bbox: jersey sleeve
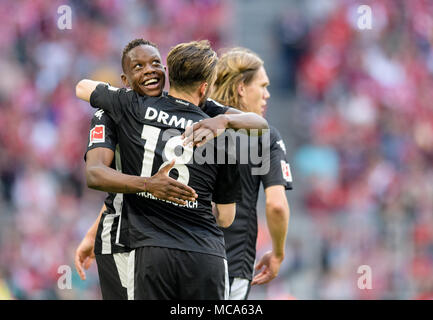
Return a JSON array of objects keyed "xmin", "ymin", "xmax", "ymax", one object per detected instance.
[
  {"xmin": 84, "ymin": 109, "xmax": 118, "ymax": 161},
  {"xmin": 89, "ymin": 83, "xmax": 132, "ymax": 123},
  {"xmin": 261, "ymin": 127, "xmax": 293, "ymax": 190},
  {"xmin": 212, "ymin": 163, "xmax": 243, "ymax": 204},
  {"xmin": 202, "ymin": 98, "xmax": 230, "ymax": 117}
]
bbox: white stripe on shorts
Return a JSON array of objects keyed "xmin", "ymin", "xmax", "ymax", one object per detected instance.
[
  {"xmin": 126, "ymin": 249, "xmax": 136, "ymax": 300},
  {"xmin": 113, "ymin": 252, "xmax": 130, "ymax": 288},
  {"xmin": 113, "ymin": 194, "xmax": 124, "ymax": 246},
  {"xmin": 101, "ymin": 214, "xmax": 115, "ymax": 254},
  {"xmin": 229, "ymin": 277, "xmax": 250, "ymax": 300},
  {"xmin": 113, "ymin": 146, "xmax": 125, "ymax": 247},
  {"xmin": 224, "ymin": 259, "xmax": 229, "ymax": 300}
]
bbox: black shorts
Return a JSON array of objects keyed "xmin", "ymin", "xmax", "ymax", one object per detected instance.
[
  {"xmin": 128, "ymin": 246, "xmax": 229, "ymax": 300},
  {"xmin": 95, "ymin": 253, "xmax": 130, "ymax": 300}
]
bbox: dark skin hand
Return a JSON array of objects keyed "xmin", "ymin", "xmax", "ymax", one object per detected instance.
[
  {"xmin": 85, "ymin": 147, "xmax": 197, "ymax": 205},
  {"xmin": 145, "ymin": 159, "xmax": 198, "ymax": 203}
]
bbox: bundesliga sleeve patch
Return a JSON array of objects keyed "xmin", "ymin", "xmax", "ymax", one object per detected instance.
[
  {"xmin": 281, "ymin": 160, "xmax": 293, "ymax": 183},
  {"xmin": 88, "ymin": 125, "xmax": 105, "ymax": 147}
]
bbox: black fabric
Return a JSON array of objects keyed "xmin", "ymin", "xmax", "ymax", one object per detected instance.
[
  {"xmin": 223, "ymin": 126, "xmax": 293, "ymax": 280},
  {"xmin": 95, "ymin": 254, "xmax": 128, "ymax": 300},
  {"xmin": 133, "ymin": 246, "xmax": 227, "ymax": 300},
  {"xmin": 86, "ymin": 96, "xmax": 232, "ymax": 255},
  {"xmin": 201, "ymin": 98, "xmax": 230, "ymax": 117},
  {"xmin": 84, "ymin": 109, "xmax": 129, "ymax": 255},
  {"xmin": 90, "ymin": 84, "xmax": 242, "ymax": 259}
]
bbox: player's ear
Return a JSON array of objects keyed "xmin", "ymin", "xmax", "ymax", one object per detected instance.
[
  {"xmin": 237, "ymin": 81, "xmax": 245, "ymax": 98},
  {"xmin": 121, "ymin": 74, "xmax": 130, "ymax": 88},
  {"xmin": 199, "ymin": 82, "xmax": 208, "ymax": 98}
]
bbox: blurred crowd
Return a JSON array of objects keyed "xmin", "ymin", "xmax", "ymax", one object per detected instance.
[
  {"xmin": 0, "ymin": 0, "xmax": 230, "ymax": 299},
  {"xmin": 1, "ymin": 0, "xmax": 433, "ymax": 300},
  {"xmin": 257, "ymin": 0, "xmax": 433, "ymax": 299}
]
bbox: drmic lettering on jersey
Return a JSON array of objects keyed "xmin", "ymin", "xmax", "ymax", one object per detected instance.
[{"xmin": 144, "ymin": 106, "xmax": 194, "ymax": 129}]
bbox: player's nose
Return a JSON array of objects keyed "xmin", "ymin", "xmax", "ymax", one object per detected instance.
[{"xmin": 142, "ymin": 63, "xmax": 157, "ymax": 75}]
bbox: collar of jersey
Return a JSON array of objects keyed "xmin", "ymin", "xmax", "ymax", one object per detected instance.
[{"xmin": 166, "ymin": 94, "xmax": 196, "ymax": 109}]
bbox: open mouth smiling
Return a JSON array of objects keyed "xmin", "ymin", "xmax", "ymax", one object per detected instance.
[{"xmin": 141, "ymin": 77, "xmax": 161, "ymax": 89}]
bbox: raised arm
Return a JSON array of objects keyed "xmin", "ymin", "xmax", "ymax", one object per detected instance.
[
  {"xmin": 76, "ymin": 79, "xmax": 108, "ymax": 102},
  {"xmin": 182, "ymin": 107, "xmax": 268, "ymax": 147},
  {"xmin": 224, "ymin": 107, "xmax": 268, "ymax": 131}
]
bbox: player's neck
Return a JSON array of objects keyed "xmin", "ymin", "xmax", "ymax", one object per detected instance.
[{"xmin": 168, "ymin": 88, "xmax": 200, "ymax": 107}]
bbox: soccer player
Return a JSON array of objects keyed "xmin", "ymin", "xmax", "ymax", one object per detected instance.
[
  {"xmin": 74, "ymin": 40, "xmax": 197, "ymax": 300},
  {"xmin": 74, "ymin": 39, "xmax": 268, "ymax": 299},
  {"xmin": 211, "ymin": 48, "xmax": 293, "ymax": 299},
  {"xmin": 76, "ymin": 40, "xmax": 243, "ymax": 299}
]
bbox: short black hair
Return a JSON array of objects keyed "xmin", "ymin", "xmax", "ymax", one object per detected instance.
[{"xmin": 121, "ymin": 39, "xmax": 158, "ymax": 72}]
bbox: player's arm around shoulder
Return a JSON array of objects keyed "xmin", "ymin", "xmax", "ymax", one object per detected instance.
[
  {"xmin": 213, "ymin": 202, "xmax": 236, "ymax": 228},
  {"xmin": 182, "ymin": 101, "xmax": 268, "ymax": 147},
  {"xmin": 76, "ymin": 80, "xmax": 128, "ymax": 123},
  {"xmin": 224, "ymin": 107, "xmax": 269, "ymax": 132},
  {"xmin": 76, "ymin": 79, "xmax": 108, "ymax": 102}
]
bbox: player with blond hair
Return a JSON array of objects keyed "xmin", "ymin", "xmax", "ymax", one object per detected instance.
[{"xmin": 211, "ymin": 47, "xmax": 293, "ymax": 299}]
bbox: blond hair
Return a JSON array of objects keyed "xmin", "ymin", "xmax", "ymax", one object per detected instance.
[
  {"xmin": 167, "ymin": 40, "xmax": 218, "ymax": 93},
  {"xmin": 212, "ymin": 47, "xmax": 263, "ymax": 110}
]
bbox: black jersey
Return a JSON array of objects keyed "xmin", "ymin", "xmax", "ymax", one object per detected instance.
[
  {"xmin": 164, "ymin": 91, "xmax": 230, "ymax": 118},
  {"xmin": 89, "ymin": 83, "xmax": 242, "ymax": 259},
  {"xmin": 85, "ymin": 109, "xmax": 130, "ymax": 255},
  {"xmin": 201, "ymin": 98, "xmax": 229, "ymax": 117},
  {"xmin": 85, "ymin": 98, "xmax": 232, "ymax": 256},
  {"xmin": 222, "ymin": 126, "xmax": 293, "ymax": 280}
]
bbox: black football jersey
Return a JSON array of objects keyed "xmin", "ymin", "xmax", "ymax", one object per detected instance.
[
  {"xmin": 84, "ymin": 97, "xmax": 232, "ymax": 256},
  {"xmin": 89, "ymin": 83, "xmax": 242, "ymax": 258},
  {"xmin": 222, "ymin": 126, "xmax": 293, "ymax": 280},
  {"xmin": 85, "ymin": 109, "xmax": 130, "ymax": 255},
  {"xmin": 200, "ymin": 98, "xmax": 229, "ymax": 117}
]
